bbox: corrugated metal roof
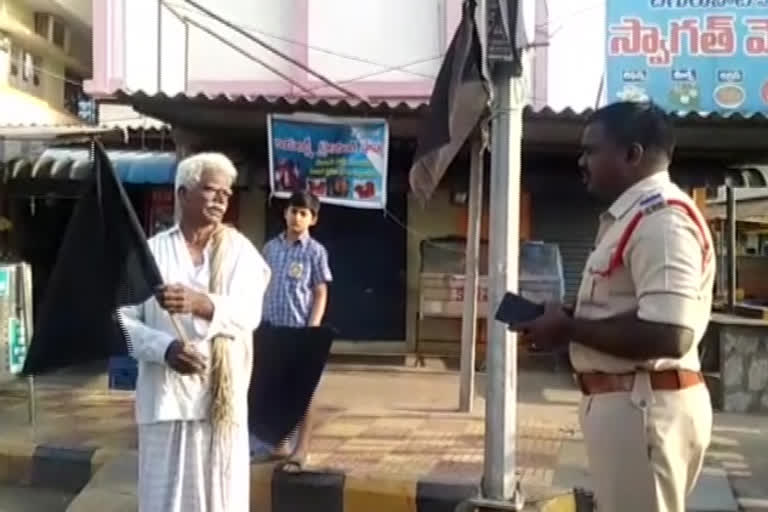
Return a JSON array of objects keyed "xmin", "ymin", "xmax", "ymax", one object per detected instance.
[
  {"xmin": 115, "ymin": 90, "xmax": 429, "ymax": 115},
  {"xmin": 99, "ymin": 119, "xmax": 170, "ymax": 132},
  {"xmin": 526, "ymin": 105, "xmax": 768, "ymax": 124},
  {"xmin": 0, "ymin": 122, "xmax": 168, "ymax": 141},
  {"xmin": 0, "ymin": 124, "xmax": 118, "ymax": 140},
  {"xmin": 113, "ymin": 89, "xmax": 768, "ymax": 124},
  {"xmin": 97, "ymin": 103, "xmax": 171, "ymax": 132}
]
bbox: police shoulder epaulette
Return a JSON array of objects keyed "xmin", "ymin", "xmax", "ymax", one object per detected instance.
[{"xmin": 638, "ymin": 192, "xmax": 667, "ymax": 215}]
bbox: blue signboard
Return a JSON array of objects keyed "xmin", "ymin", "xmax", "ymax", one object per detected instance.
[
  {"xmin": 606, "ymin": 0, "xmax": 768, "ymax": 115},
  {"xmin": 268, "ymin": 113, "xmax": 389, "ymax": 209}
]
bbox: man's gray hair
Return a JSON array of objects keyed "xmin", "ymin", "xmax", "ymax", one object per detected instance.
[
  {"xmin": 174, "ymin": 152, "xmax": 238, "ymax": 221},
  {"xmin": 175, "ymin": 152, "xmax": 238, "ymax": 194}
]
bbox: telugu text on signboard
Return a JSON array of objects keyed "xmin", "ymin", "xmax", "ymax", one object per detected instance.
[
  {"xmin": 268, "ymin": 113, "xmax": 389, "ymax": 209},
  {"xmin": 606, "ymin": 0, "xmax": 768, "ymax": 114}
]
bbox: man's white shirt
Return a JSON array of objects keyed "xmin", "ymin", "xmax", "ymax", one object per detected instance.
[{"xmin": 120, "ymin": 225, "xmax": 271, "ymax": 425}]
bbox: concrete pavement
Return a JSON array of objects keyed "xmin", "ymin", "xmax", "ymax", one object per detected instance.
[
  {"xmin": 0, "ymin": 365, "xmax": 765, "ymax": 511},
  {"xmin": 0, "ymin": 484, "xmax": 74, "ymax": 512}
]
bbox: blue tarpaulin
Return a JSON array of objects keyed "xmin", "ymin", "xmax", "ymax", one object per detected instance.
[{"xmin": 34, "ymin": 148, "xmax": 177, "ymax": 184}]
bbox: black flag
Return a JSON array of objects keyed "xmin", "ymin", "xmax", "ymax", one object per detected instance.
[
  {"xmin": 409, "ymin": 0, "xmax": 526, "ymax": 202},
  {"xmin": 22, "ymin": 141, "xmax": 162, "ymax": 375},
  {"xmin": 248, "ymin": 323, "xmax": 336, "ymax": 446}
]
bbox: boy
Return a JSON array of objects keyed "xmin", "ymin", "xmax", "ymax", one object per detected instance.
[{"xmin": 256, "ymin": 191, "xmax": 332, "ymax": 471}]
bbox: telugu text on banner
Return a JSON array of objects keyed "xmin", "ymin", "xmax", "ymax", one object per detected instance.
[{"xmin": 267, "ymin": 113, "xmax": 389, "ymax": 209}]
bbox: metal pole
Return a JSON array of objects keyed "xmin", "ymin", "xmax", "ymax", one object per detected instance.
[
  {"xmin": 157, "ymin": 0, "xmax": 163, "ymax": 92},
  {"xmin": 18, "ymin": 262, "xmax": 35, "ymax": 427},
  {"xmin": 719, "ymin": 221, "xmax": 727, "ymax": 301},
  {"xmin": 726, "ymin": 185, "xmax": 737, "ymax": 312},
  {"xmin": 484, "ymin": 61, "xmax": 524, "ymax": 504},
  {"xmin": 183, "ymin": 20, "xmax": 189, "ymax": 93},
  {"xmin": 27, "ymin": 375, "xmax": 36, "ymax": 426},
  {"xmin": 459, "ymin": 138, "xmax": 484, "ymax": 413}
]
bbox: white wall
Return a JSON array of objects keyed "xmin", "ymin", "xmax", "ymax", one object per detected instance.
[
  {"xmin": 306, "ymin": 0, "xmax": 445, "ymax": 83},
  {"xmin": 124, "ymin": 0, "xmax": 160, "ymax": 92},
  {"xmin": 543, "ymin": 0, "xmax": 605, "ymax": 112},
  {"xmin": 122, "ymin": 1, "xmax": 188, "ymax": 94},
  {"xmin": 160, "ymin": 2, "xmax": 185, "ymax": 94},
  {"xmin": 183, "ymin": 0, "xmax": 301, "ymax": 83},
  {"xmin": 120, "ymin": 0, "xmax": 449, "ymax": 93}
]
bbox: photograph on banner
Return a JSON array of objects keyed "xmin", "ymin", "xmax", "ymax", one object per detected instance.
[
  {"xmin": 606, "ymin": 1, "xmax": 768, "ymax": 115},
  {"xmin": 267, "ymin": 113, "xmax": 389, "ymax": 209}
]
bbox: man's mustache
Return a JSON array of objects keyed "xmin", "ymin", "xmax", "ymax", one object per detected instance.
[{"xmin": 205, "ymin": 205, "xmax": 226, "ymax": 215}]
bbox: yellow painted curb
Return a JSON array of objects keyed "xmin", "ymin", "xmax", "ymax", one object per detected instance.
[
  {"xmin": 538, "ymin": 494, "xmax": 577, "ymax": 512},
  {"xmin": 249, "ymin": 462, "xmax": 277, "ymax": 512},
  {"xmin": 344, "ymin": 474, "xmax": 418, "ymax": 512},
  {"xmin": 0, "ymin": 440, "xmax": 36, "ymax": 485}
]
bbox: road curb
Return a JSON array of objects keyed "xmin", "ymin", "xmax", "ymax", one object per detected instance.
[
  {"xmin": 0, "ymin": 440, "xmax": 115, "ymax": 493},
  {"xmin": 0, "ymin": 442, "xmax": 592, "ymax": 512}
]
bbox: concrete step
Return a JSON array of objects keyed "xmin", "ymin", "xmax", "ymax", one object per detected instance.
[
  {"xmin": 0, "ymin": 483, "xmax": 75, "ymax": 512},
  {"xmin": 66, "ymin": 454, "xmax": 136, "ymax": 512}
]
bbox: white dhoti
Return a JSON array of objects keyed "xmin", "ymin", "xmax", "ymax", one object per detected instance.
[{"xmin": 138, "ymin": 420, "xmax": 250, "ymax": 512}]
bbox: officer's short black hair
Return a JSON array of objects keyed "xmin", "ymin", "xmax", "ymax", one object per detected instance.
[
  {"xmin": 588, "ymin": 101, "xmax": 676, "ymax": 159},
  {"xmin": 288, "ymin": 191, "xmax": 320, "ymax": 216}
]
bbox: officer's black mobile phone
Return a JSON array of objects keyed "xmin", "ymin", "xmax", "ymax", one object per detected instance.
[{"xmin": 494, "ymin": 292, "xmax": 545, "ymax": 328}]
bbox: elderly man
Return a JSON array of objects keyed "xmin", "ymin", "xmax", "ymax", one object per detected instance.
[{"xmin": 120, "ymin": 152, "xmax": 270, "ymax": 512}]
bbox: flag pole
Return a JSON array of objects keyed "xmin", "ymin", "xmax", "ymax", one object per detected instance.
[
  {"xmin": 169, "ymin": 315, "xmax": 192, "ymax": 343},
  {"xmin": 483, "ymin": 48, "xmax": 525, "ymax": 510},
  {"xmin": 459, "ymin": 136, "xmax": 484, "ymax": 413}
]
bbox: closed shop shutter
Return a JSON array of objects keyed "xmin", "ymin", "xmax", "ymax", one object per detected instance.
[{"xmin": 531, "ymin": 195, "xmax": 602, "ymax": 304}]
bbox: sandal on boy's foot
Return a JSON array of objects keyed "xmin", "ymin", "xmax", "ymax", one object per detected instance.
[{"xmin": 278, "ymin": 455, "xmax": 306, "ymax": 474}]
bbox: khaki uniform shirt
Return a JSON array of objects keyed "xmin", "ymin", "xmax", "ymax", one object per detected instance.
[{"xmin": 570, "ymin": 171, "xmax": 716, "ymax": 373}]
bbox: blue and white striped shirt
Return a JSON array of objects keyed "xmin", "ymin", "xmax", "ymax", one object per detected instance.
[{"xmin": 262, "ymin": 232, "xmax": 332, "ymax": 327}]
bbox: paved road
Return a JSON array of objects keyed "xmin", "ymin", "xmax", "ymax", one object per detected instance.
[{"xmin": 0, "ymin": 484, "xmax": 74, "ymax": 512}]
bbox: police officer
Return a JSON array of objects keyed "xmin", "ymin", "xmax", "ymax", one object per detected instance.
[{"xmin": 515, "ymin": 101, "xmax": 714, "ymax": 512}]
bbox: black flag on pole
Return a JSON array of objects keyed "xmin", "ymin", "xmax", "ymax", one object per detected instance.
[
  {"xmin": 22, "ymin": 141, "xmax": 162, "ymax": 375},
  {"xmin": 409, "ymin": 0, "xmax": 526, "ymax": 203},
  {"xmin": 248, "ymin": 323, "xmax": 336, "ymax": 446}
]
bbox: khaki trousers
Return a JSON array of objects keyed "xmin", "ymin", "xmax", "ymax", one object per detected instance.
[{"xmin": 579, "ymin": 374, "xmax": 712, "ymax": 512}]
